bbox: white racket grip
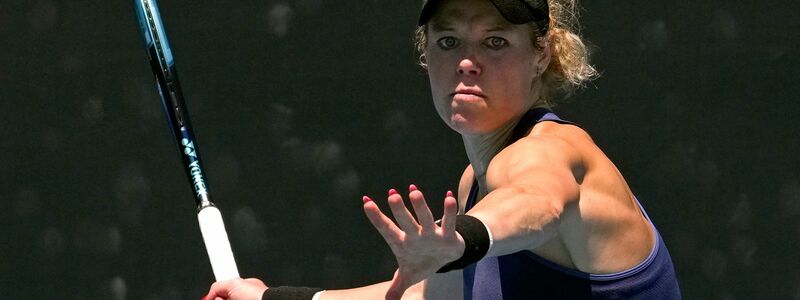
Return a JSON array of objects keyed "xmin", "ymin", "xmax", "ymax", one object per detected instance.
[{"xmin": 197, "ymin": 206, "xmax": 240, "ymax": 281}]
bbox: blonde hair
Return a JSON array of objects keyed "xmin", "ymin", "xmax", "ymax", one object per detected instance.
[{"xmin": 414, "ymin": 0, "xmax": 598, "ymax": 105}]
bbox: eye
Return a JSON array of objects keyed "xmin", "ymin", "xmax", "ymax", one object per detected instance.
[
  {"xmin": 485, "ymin": 37, "xmax": 508, "ymax": 49},
  {"xmin": 436, "ymin": 37, "xmax": 460, "ymax": 49}
]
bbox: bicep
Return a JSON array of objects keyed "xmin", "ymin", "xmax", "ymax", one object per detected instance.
[
  {"xmin": 507, "ymin": 134, "xmax": 580, "ymax": 189},
  {"xmin": 466, "ymin": 135, "xmax": 582, "ymax": 254},
  {"xmin": 494, "ymin": 134, "xmax": 582, "ymax": 207}
]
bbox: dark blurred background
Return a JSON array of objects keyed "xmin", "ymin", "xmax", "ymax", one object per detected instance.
[{"xmin": 1, "ymin": 0, "xmax": 798, "ymax": 299}]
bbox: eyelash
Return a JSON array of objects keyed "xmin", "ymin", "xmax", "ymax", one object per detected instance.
[{"xmin": 435, "ymin": 36, "xmax": 508, "ymax": 50}]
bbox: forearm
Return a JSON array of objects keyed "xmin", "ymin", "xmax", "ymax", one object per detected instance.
[
  {"xmin": 318, "ymin": 280, "xmax": 423, "ymax": 300},
  {"xmin": 317, "ymin": 281, "xmax": 390, "ymax": 300}
]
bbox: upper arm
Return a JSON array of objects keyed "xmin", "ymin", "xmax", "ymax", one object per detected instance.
[
  {"xmin": 466, "ymin": 125, "xmax": 587, "ymax": 254},
  {"xmin": 494, "ymin": 133, "xmax": 582, "ymax": 203}
]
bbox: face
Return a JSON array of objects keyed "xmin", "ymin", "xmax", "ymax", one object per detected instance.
[{"xmin": 425, "ymin": 0, "xmax": 548, "ymax": 135}]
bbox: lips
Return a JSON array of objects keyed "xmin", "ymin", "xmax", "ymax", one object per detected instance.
[
  {"xmin": 451, "ymin": 83, "xmax": 487, "ymax": 103},
  {"xmin": 452, "ymin": 88, "xmax": 485, "ymax": 98},
  {"xmin": 452, "ymin": 93, "xmax": 485, "ymax": 103}
]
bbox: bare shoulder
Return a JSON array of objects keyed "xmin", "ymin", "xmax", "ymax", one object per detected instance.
[
  {"xmin": 487, "ymin": 121, "xmax": 593, "ymax": 189},
  {"xmin": 525, "ymin": 120, "xmax": 597, "ymax": 157}
]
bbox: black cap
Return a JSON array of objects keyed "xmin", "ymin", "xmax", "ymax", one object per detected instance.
[{"xmin": 418, "ymin": 0, "xmax": 550, "ymax": 28}]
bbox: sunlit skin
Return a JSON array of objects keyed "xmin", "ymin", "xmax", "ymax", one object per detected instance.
[{"xmin": 204, "ymin": 0, "xmax": 655, "ymax": 299}]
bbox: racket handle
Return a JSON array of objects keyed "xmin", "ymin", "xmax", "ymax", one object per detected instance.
[{"xmin": 197, "ymin": 205, "xmax": 240, "ymax": 281}]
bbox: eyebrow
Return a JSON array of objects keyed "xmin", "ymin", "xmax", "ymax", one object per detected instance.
[
  {"xmin": 429, "ymin": 20, "xmax": 455, "ymax": 32},
  {"xmin": 429, "ymin": 20, "xmax": 512, "ymax": 33},
  {"xmin": 486, "ymin": 24, "xmax": 512, "ymax": 32},
  {"xmin": 428, "ymin": 10, "xmax": 513, "ymax": 33}
]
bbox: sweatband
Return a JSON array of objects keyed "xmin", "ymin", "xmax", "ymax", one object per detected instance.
[
  {"xmin": 262, "ymin": 286, "xmax": 324, "ymax": 300},
  {"xmin": 436, "ymin": 215, "xmax": 491, "ymax": 273}
]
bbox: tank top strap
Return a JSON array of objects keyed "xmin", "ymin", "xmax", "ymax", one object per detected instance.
[{"xmin": 465, "ymin": 178, "xmax": 480, "ymax": 211}]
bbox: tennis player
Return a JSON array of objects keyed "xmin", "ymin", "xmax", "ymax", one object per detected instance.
[{"xmin": 205, "ymin": 0, "xmax": 681, "ymax": 299}]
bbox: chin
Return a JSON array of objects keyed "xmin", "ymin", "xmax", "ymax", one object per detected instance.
[{"xmin": 448, "ymin": 113, "xmax": 489, "ymax": 135}]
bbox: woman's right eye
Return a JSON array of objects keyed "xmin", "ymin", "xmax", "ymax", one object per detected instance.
[{"xmin": 436, "ymin": 37, "xmax": 459, "ymax": 49}]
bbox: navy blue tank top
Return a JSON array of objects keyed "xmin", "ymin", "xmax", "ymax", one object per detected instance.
[{"xmin": 462, "ymin": 108, "xmax": 681, "ymax": 299}]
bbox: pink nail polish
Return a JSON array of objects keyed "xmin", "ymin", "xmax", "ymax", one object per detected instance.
[
  {"xmin": 447, "ymin": 190, "xmax": 454, "ymax": 198},
  {"xmin": 409, "ymin": 184, "xmax": 418, "ymax": 192},
  {"xmin": 388, "ymin": 188, "xmax": 398, "ymax": 196},
  {"xmin": 362, "ymin": 196, "xmax": 373, "ymax": 203}
]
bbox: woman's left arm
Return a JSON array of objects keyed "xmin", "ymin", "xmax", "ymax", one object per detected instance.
[
  {"xmin": 467, "ymin": 134, "xmax": 582, "ymax": 257},
  {"xmin": 362, "ymin": 133, "xmax": 583, "ymax": 299}
]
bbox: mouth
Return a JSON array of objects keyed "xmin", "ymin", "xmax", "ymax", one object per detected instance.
[
  {"xmin": 451, "ymin": 87, "xmax": 486, "ymax": 101},
  {"xmin": 451, "ymin": 93, "xmax": 484, "ymax": 103},
  {"xmin": 451, "ymin": 89, "xmax": 485, "ymax": 98}
]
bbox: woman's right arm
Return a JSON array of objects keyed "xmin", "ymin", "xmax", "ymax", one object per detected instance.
[
  {"xmin": 205, "ymin": 267, "xmax": 461, "ymax": 300},
  {"xmin": 319, "ymin": 270, "xmax": 461, "ymax": 300},
  {"xmin": 205, "ymin": 278, "xmax": 411, "ymax": 300},
  {"xmin": 318, "ymin": 281, "xmax": 402, "ymax": 300}
]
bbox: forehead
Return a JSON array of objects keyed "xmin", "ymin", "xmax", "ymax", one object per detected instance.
[{"xmin": 428, "ymin": 0, "xmax": 512, "ymax": 31}]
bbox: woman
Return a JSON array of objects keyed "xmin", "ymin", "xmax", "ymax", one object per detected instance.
[{"xmin": 206, "ymin": 0, "xmax": 681, "ymax": 299}]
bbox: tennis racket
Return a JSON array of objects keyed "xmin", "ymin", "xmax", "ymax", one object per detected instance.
[{"xmin": 133, "ymin": 0, "xmax": 240, "ymax": 281}]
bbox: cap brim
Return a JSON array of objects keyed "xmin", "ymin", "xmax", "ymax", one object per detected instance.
[{"xmin": 418, "ymin": 0, "xmax": 544, "ymax": 26}]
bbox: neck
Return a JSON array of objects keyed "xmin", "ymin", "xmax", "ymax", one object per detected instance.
[{"xmin": 462, "ymin": 117, "xmax": 520, "ymax": 185}]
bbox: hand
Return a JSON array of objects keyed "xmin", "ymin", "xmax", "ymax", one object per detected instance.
[
  {"xmin": 362, "ymin": 185, "xmax": 462, "ymax": 300},
  {"xmin": 204, "ymin": 278, "xmax": 267, "ymax": 300}
]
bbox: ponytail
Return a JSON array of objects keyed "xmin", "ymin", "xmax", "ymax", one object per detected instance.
[{"xmin": 540, "ymin": 0, "xmax": 598, "ymax": 104}]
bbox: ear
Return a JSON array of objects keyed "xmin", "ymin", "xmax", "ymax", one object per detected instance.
[{"xmin": 534, "ymin": 35, "xmax": 553, "ymax": 76}]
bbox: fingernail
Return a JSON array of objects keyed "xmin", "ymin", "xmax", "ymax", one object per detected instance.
[
  {"xmin": 447, "ymin": 190, "xmax": 454, "ymax": 198},
  {"xmin": 362, "ymin": 195, "xmax": 373, "ymax": 203},
  {"xmin": 409, "ymin": 184, "xmax": 418, "ymax": 192},
  {"xmin": 388, "ymin": 188, "xmax": 398, "ymax": 196}
]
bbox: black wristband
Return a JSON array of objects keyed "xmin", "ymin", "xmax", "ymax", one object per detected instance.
[
  {"xmin": 436, "ymin": 214, "xmax": 490, "ymax": 273},
  {"xmin": 262, "ymin": 286, "xmax": 323, "ymax": 300}
]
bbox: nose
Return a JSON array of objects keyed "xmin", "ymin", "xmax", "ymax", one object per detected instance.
[{"xmin": 457, "ymin": 58, "xmax": 481, "ymax": 76}]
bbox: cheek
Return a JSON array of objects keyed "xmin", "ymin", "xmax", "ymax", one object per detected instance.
[
  {"xmin": 493, "ymin": 62, "xmax": 532, "ymax": 90},
  {"xmin": 426, "ymin": 61, "xmax": 452, "ymax": 96},
  {"xmin": 490, "ymin": 61, "xmax": 538, "ymax": 109}
]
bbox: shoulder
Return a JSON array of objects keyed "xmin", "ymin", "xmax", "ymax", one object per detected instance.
[
  {"xmin": 488, "ymin": 121, "xmax": 594, "ymax": 186},
  {"xmin": 526, "ymin": 120, "xmax": 596, "ymax": 155}
]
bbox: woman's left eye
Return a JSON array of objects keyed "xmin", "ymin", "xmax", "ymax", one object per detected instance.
[{"xmin": 485, "ymin": 37, "xmax": 508, "ymax": 49}]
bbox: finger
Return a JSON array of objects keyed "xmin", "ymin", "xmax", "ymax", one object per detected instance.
[
  {"xmin": 387, "ymin": 188, "xmax": 420, "ymax": 232},
  {"xmin": 408, "ymin": 185, "xmax": 436, "ymax": 230},
  {"xmin": 363, "ymin": 196, "xmax": 404, "ymax": 245},
  {"xmin": 385, "ymin": 269, "xmax": 409, "ymax": 300},
  {"xmin": 386, "ymin": 284, "xmax": 404, "ymax": 300},
  {"xmin": 440, "ymin": 191, "xmax": 458, "ymax": 236},
  {"xmin": 206, "ymin": 280, "xmax": 231, "ymax": 300}
]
